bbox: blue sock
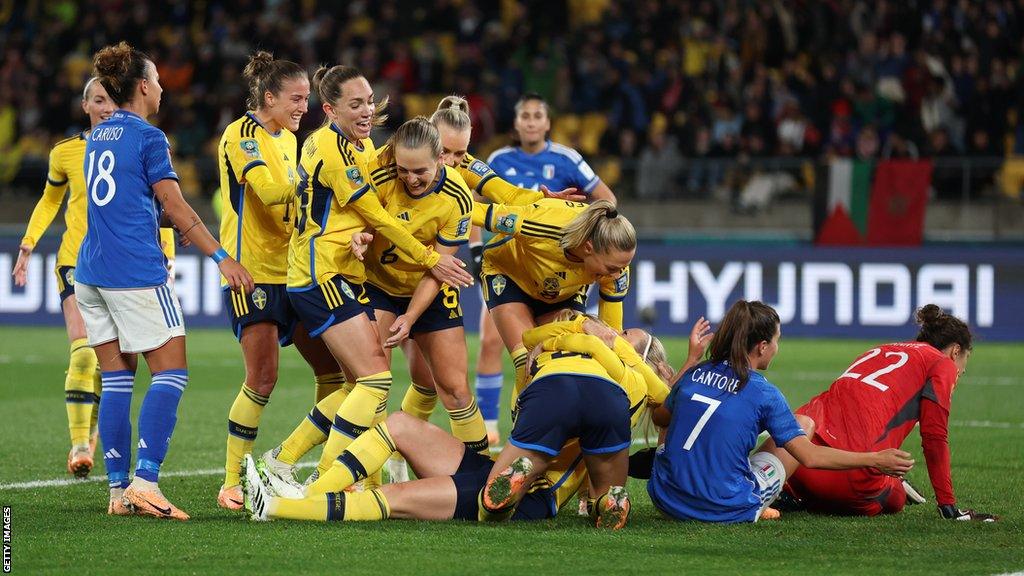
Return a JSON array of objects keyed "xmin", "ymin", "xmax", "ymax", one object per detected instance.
[
  {"xmin": 135, "ymin": 369, "xmax": 188, "ymax": 483},
  {"xmin": 99, "ymin": 370, "xmax": 135, "ymax": 489},
  {"xmin": 475, "ymin": 372, "xmax": 503, "ymax": 422}
]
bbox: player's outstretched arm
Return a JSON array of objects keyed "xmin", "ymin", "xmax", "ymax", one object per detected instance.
[
  {"xmin": 154, "ymin": 179, "xmax": 253, "ymax": 293},
  {"xmin": 783, "ymin": 435, "xmax": 915, "ymax": 476}
]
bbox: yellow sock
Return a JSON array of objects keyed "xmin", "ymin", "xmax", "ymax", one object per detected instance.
[
  {"xmin": 65, "ymin": 338, "xmax": 98, "ymax": 447},
  {"xmin": 511, "ymin": 346, "xmax": 529, "ymax": 390},
  {"xmin": 268, "ymin": 493, "xmax": 331, "ymax": 521},
  {"xmin": 224, "ymin": 384, "xmax": 268, "ymax": 487},
  {"xmin": 317, "ymin": 372, "xmax": 391, "ymax": 476},
  {"xmin": 447, "ymin": 398, "xmax": 489, "ymax": 455},
  {"xmin": 400, "ymin": 382, "xmax": 437, "ymax": 421},
  {"xmin": 278, "ymin": 383, "xmax": 352, "ymax": 465},
  {"xmin": 314, "ymin": 372, "xmax": 346, "ymax": 403},
  {"xmin": 342, "ymin": 488, "xmax": 391, "ymax": 521},
  {"xmin": 89, "ymin": 364, "xmax": 101, "ymax": 435},
  {"xmin": 364, "ymin": 403, "xmax": 388, "ymax": 490},
  {"xmin": 306, "ymin": 421, "xmax": 396, "ymax": 495}
]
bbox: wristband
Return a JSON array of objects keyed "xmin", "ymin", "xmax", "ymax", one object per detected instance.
[{"xmin": 211, "ymin": 248, "xmax": 229, "ymax": 264}]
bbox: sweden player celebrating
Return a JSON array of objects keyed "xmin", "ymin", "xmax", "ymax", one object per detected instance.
[
  {"xmin": 215, "ymin": 51, "xmax": 345, "ymax": 510},
  {"xmin": 647, "ymin": 300, "xmax": 914, "ymax": 524},
  {"xmin": 77, "ymin": 42, "xmax": 252, "ymax": 520}
]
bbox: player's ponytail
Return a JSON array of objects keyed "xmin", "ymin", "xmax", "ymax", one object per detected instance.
[
  {"xmin": 243, "ymin": 51, "xmax": 306, "ymax": 111},
  {"xmin": 706, "ymin": 300, "xmax": 779, "ymax": 389},
  {"xmin": 312, "ymin": 64, "xmax": 389, "ymax": 128},
  {"xmin": 559, "ymin": 199, "xmax": 636, "ymax": 255},
  {"xmin": 379, "ymin": 116, "xmax": 442, "ymax": 166},
  {"xmin": 93, "ymin": 41, "xmax": 150, "ymax": 106},
  {"xmin": 430, "ymin": 95, "xmax": 472, "ymax": 133},
  {"xmin": 915, "ymin": 304, "xmax": 973, "ymax": 352}
]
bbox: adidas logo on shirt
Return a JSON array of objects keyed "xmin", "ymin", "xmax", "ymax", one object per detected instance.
[{"xmin": 398, "ymin": 211, "xmax": 411, "ymax": 221}]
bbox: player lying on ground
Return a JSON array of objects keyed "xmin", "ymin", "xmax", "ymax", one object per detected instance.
[
  {"xmin": 647, "ymin": 300, "xmax": 914, "ymax": 524},
  {"xmin": 243, "ymin": 315, "xmax": 707, "ymax": 525},
  {"xmin": 761, "ymin": 304, "xmax": 998, "ymax": 521}
]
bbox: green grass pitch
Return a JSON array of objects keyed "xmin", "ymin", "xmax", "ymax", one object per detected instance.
[{"xmin": 0, "ymin": 326, "xmax": 1021, "ymax": 575}]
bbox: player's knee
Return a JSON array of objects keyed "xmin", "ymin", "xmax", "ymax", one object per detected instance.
[
  {"xmin": 245, "ymin": 366, "xmax": 279, "ymax": 396},
  {"xmin": 794, "ymin": 413, "xmax": 816, "ymax": 437},
  {"xmin": 436, "ymin": 380, "xmax": 472, "ymax": 409},
  {"xmin": 481, "ymin": 329, "xmax": 504, "ymax": 352},
  {"xmin": 385, "ymin": 411, "xmax": 419, "ymax": 442}
]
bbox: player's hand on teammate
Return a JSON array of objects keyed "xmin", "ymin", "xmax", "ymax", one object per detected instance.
[
  {"xmin": 581, "ymin": 317, "xmax": 618, "ymax": 348},
  {"xmin": 540, "ymin": 184, "xmax": 586, "ymax": 202},
  {"xmin": 219, "ymin": 257, "xmax": 255, "ymax": 294},
  {"xmin": 384, "ymin": 315, "xmax": 413, "ymax": 348},
  {"xmin": 429, "ymin": 253, "xmax": 474, "ymax": 288},
  {"xmin": 687, "ymin": 316, "xmax": 713, "ymax": 364},
  {"xmin": 351, "ymin": 231, "xmax": 374, "ymax": 261},
  {"xmin": 12, "ymin": 244, "xmax": 32, "ymax": 287},
  {"xmin": 938, "ymin": 504, "xmax": 999, "ymax": 522},
  {"xmin": 873, "ymin": 448, "xmax": 914, "ymax": 477}
]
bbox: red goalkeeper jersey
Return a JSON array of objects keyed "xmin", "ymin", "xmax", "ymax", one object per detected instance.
[{"xmin": 799, "ymin": 342, "xmax": 958, "ymax": 505}]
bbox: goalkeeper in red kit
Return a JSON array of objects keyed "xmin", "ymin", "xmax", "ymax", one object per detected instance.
[{"xmin": 764, "ymin": 304, "xmax": 997, "ymax": 521}]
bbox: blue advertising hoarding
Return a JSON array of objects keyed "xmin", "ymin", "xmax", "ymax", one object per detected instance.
[{"xmin": 1, "ymin": 237, "xmax": 1021, "ymax": 341}]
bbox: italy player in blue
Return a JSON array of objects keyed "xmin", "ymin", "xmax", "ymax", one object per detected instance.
[
  {"xmin": 76, "ymin": 42, "xmax": 253, "ymax": 520},
  {"xmin": 647, "ymin": 300, "xmax": 914, "ymax": 524},
  {"xmin": 487, "ymin": 93, "xmax": 616, "ymax": 203}
]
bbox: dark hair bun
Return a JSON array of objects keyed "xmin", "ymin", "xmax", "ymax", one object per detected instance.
[{"xmin": 915, "ymin": 303, "xmax": 943, "ymax": 326}]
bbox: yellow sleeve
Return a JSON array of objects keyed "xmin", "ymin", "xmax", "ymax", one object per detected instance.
[
  {"xmin": 348, "ymin": 191, "xmax": 440, "ymax": 268},
  {"xmin": 225, "ymin": 133, "xmax": 294, "ymax": 206},
  {"xmin": 476, "ymin": 202, "xmax": 566, "ymax": 243},
  {"xmin": 542, "ymin": 333, "xmax": 627, "ymax": 383},
  {"xmin": 436, "ymin": 198, "xmax": 472, "ymax": 248},
  {"xmin": 459, "ymin": 154, "xmax": 545, "ymax": 205},
  {"xmin": 521, "ymin": 315, "xmax": 588, "ymax": 350},
  {"xmin": 597, "ymin": 266, "xmax": 629, "ymax": 331},
  {"xmin": 22, "ymin": 147, "xmax": 69, "ymax": 247},
  {"xmin": 609, "ymin": 335, "xmax": 669, "ymax": 404}
]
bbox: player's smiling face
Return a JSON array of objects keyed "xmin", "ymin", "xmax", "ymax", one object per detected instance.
[
  {"xmin": 395, "ymin": 144, "xmax": 441, "ymax": 195},
  {"xmin": 332, "ymin": 76, "xmax": 375, "ymax": 141},
  {"xmin": 438, "ymin": 124, "xmax": 471, "ymax": 167},
  {"xmin": 514, "ymin": 100, "xmax": 550, "ymax": 147},
  {"xmin": 83, "ymin": 81, "xmax": 115, "ymax": 127},
  {"xmin": 267, "ymin": 76, "xmax": 310, "ymax": 132}
]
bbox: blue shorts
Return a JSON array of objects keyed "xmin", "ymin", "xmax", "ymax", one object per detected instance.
[
  {"xmin": 55, "ymin": 265, "xmax": 76, "ymax": 303},
  {"xmin": 482, "ymin": 273, "xmax": 587, "ymax": 318},
  {"xmin": 450, "ymin": 447, "xmax": 555, "ymax": 521},
  {"xmin": 363, "ymin": 282, "xmax": 463, "ymax": 335},
  {"xmin": 223, "ymin": 283, "xmax": 298, "ymax": 346},
  {"xmin": 287, "ymin": 275, "xmax": 374, "ymax": 339},
  {"xmin": 510, "ymin": 373, "xmax": 630, "ymax": 457}
]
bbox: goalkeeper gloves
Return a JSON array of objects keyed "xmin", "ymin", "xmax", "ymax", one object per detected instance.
[{"xmin": 938, "ymin": 504, "xmax": 998, "ymax": 522}]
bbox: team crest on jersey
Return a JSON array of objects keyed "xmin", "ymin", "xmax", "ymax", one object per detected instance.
[
  {"xmin": 469, "ymin": 159, "xmax": 489, "ymax": 177},
  {"xmin": 346, "ymin": 166, "xmax": 365, "ymax": 188},
  {"xmin": 491, "ymin": 275, "xmax": 507, "ymax": 296},
  {"xmin": 240, "ymin": 139, "xmax": 260, "ymax": 159},
  {"xmin": 456, "ymin": 216, "xmax": 470, "ymax": 237},
  {"xmin": 251, "ymin": 287, "xmax": 268, "ymax": 310},
  {"xmin": 65, "ymin": 268, "xmax": 75, "ymax": 286},
  {"xmin": 340, "ymin": 280, "xmax": 355, "ymax": 300},
  {"xmin": 543, "ymin": 164, "xmax": 555, "ymax": 180},
  {"xmin": 541, "ymin": 277, "xmax": 560, "ymax": 300},
  {"xmin": 495, "ymin": 214, "xmax": 517, "ymax": 234}
]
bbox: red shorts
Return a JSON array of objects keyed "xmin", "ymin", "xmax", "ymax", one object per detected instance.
[{"xmin": 789, "ymin": 402, "xmax": 905, "ymax": 516}]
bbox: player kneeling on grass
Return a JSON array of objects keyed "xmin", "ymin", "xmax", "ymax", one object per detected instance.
[
  {"xmin": 760, "ymin": 304, "xmax": 997, "ymax": 521},
  {"xmin": 243, "ymin": 313, "xmax": 705, "ymax": 528},
  {"xmin": 647, "ymin": 300, "xmax": 914, "ymax": 524}
]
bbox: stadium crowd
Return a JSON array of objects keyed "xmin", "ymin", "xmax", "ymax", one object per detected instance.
[{"xmin": 3, "ymin": 0, "xmax": 1024, "ymax": 199}]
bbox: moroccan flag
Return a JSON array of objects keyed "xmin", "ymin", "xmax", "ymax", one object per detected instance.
[
  {"xmin": 815, "ymin": 158, "xmax": 873, "ymax": 245},
  {"xmin": 866, "ymin": 160, "xmax": 932, "ymax": 245}
]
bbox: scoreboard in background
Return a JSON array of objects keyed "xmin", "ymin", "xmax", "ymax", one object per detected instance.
[{"xmin": 2, "ymin": 238, "xmax": 1021, "ymax": 342}]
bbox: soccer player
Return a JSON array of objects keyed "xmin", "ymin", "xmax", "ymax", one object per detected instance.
[
  {"xmin": 647, "ymin": 300, "xmax": 914, "ymax": 524},
  {"xmin": 473, "ymin": 198, "xmax": 634, "ymax": 389},
  {"xmin": 77, "ymin": 42, "xmax": 253, "ymax": 519},
  {"xmin": 243, "ymin": 313, "xmax": 696, "ymax": 526},
  {"xmin": 768, "ymin": 304, "xmax": 998, "ymax": 521},
  {"xmin": 267, "ymin": 64, "xmax": 474, "ymax": 490},
  {"xmin": 216, "ymin": 51, "xmax": 347, "ymax": 510},
  {"xmin": 12, "ymin": 78, "xmax": 179, "ymax": 479}
]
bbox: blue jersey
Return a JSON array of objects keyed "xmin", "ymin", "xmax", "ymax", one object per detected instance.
[
  {"xmin": 487, "ymin": 141, "xmax": 600, "ymax": 194},
  {"xmin": 76, "ymin": 110, "xmax": 178, "ymax": 288},
  {"xmin": 647, "ymin": 361, "xmax": 805, "ymax": 523}
]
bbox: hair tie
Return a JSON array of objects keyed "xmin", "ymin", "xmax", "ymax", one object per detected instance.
[
  {"xmin": 641, "ymin": 333, "xmax": 654, "ymax": 362},
  {"xmin": 606, "ymin": 209, "xmax": 618, "ymax": 219}
]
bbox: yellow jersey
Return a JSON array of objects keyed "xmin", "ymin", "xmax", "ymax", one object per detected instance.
[
  {"xmin": 364, "ymin": 154, "xmax": 473, "ymax": 296},
  {"xmin": 217, "ymin": 112, "xmax": 299, "ymax": 284},
  {"xmin": 457, "ymin": 152, "xmax": 544, "ymax": 205},
  {"xmin": 23, "ymin": 132, "xmax": 174, "ymax": 266},
  {"xmin": 474, "ymin": 198, "xmax": 629, "ymax": 329},
  {"xmin": 288, "ymin": 123, "xmax": 439, "ymax": 289},
  {"xmin": 518, "ymin": 318, "xmax": 670, "ymax": 511}
]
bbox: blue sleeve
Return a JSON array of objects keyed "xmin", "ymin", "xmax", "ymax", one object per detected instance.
[
  {"xmin": 761, "ymin": 384, "xmax": 805, "ymax": 447},
  {"xmin": 571, "ymin": 156, "xmax": 600, "ymax": 194},
  {"xmin": 143, "ymin": 129, "xmax": 179, "ymax": 186},
  {"xmin": 663, "ymin": 381, "xmax": 683, "ymax": 414}
]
